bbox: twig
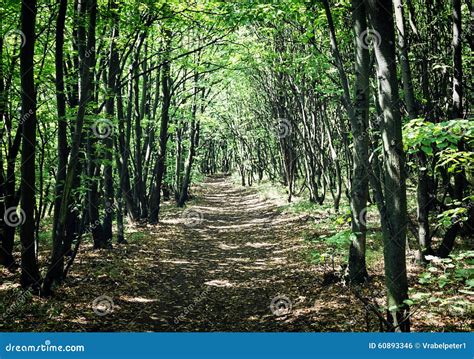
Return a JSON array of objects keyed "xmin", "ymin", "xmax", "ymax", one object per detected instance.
[{"xmin": 352, "ymin": 287, "xmax": 395, "ymax": 331}]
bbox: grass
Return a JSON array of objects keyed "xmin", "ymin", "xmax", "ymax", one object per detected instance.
[{"xmin": 125, "ymin": 231, "xmax": 147, "ymax": 243}]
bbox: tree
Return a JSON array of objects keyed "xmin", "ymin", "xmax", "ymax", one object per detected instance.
[
  {"xmin": 347, "ymin": 0, "xmax": 371, "ymax": 284},
  {"xmin": 322, "ymin": 0, "xmax": 370, "ymax": 283},
  {"xmin": 436, "ymin": 0, "xmax": 466, "ymax": 258},
  {"xmin": 43, "ymin": 0, "xmax": 98, "ymax": 293},
  {"xmin": 19, "ymin": 0, "xmax": 41, "ymax": 290},
  {"xmin": 365, "ymin": 0, "xmax": 410, "ymax": 331},
  {"xmin": 45, "ymin": 0, "xmax": 68, "ymax": 290},
  {"xmin": 149, "ymin": 29, "xmax": 172, "ymax": 224}
]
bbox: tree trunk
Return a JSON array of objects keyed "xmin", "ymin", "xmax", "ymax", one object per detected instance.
[
  {"xmin": 45, "ymin": 0, "xmax": 68, "ymax": 288},
  {"xmin": 116, "ymin": 73, "xmax": 138, "ymax": 220},
  {"xmin": 393, "ymin": 0, "xmax": 432, "ymax": 260},
  {"xmin": 178, "ymin": 118, "xmax": 199, "ymax": 207},
  {"xmin": 148, "ymin": 31, "xmax": 172, "ymax": 224},
  {"xmin": 393, "ymin": 0, "xmax": 417, "ymax": 118},
  {"xmin": 43, "ymin": 0, "xmax": 97, "ymax": 294},
  {"xmin": 103, "ymin": 0, "xmax": 119, "ymax": 244},
  {"xmin": 82, "ymin": 0, "xmax": 106, "ymax": 250},
  {"xmin": 348, "ymin": 0, "xmax": 370, "ymax": 283},
  {"xmin": 366, "ymin": 0, "xmax": 410, "ymax": 332},
  {"xmin": 436, "ymin": 0, "xmax": 464, "ymax": 257},
  {"xmin": 0, "ymin": 36, "xmax": 17, "ymax": 269},
  {"xmin": 19, "ymin": 0, "xmax": 41, "ymax": 290}
]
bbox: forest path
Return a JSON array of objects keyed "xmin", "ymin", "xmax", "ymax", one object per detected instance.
[
  {"xmin": 101, "ymin": 175, "xmax": 355, "ymax": 331},
  {"xmin": 1, "ymin": 176, "xmax": 364, "ymax": 332}
]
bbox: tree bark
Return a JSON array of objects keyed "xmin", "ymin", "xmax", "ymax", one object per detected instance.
[
  {"xmin": 178, "ymin": 104, "xmax": 200, "ymax": 207},
  {"xmin": 436, "ymin": 0, "xmax": 465, "ymax": 257},
  {"xmin": 148, "ymin": 31, "xmax": 172, "ymax": 224},
  {"xmin": 348, "ymin": 0, "xmax": 370, "ymax": 284},
  {"xmin": 103, "ymin": 0, "xmax": 119, "ymax": 243},
  {"xmin": 45, "ymin": 0, "xmax": 68, "ymax": 288},
  {"xmin": 19, "ymin": 0, "xmax": 41, "ymax": 290},
  {"xmin": 365, "ymin": 0, "xmax": 410, "ymax": 332},
  {"xmin": 43, "ymin": 0, "xmax": 97, "ymax": 294},
  {"xmin": 393, "ymin": 0, "xmax": 417, "ymax": 118}
]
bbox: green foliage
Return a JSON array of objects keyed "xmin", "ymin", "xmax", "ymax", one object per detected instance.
[
  {"xmin": 418, "ymin": 251, "xmax": 473, "ymax": 290},
  {"xmin": 284, "ymin": 200, "xmax": 321, "ymax": 214},
  {"xmin": 308, "ymin": 230, "xmax": 352, "ymax": 264},
  {"xmin": 403, "ymin": 118, "xmax": 474, "ymax": 174},
  {"xmin": 436, "ymin": 206, "xmax": 469, "ymax": 229},
  {"xmin": 407, "ymin": 251, "xmax": 474, "ymax": 317}
]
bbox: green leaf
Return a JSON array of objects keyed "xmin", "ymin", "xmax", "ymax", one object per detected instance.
[{"xmin": 421, "ymin": 146, "xmax": 433, "ymax": 155}]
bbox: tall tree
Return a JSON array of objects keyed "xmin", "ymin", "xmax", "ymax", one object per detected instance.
[
  {"xmin": 178, "ymin": 92, "xmax": 200, "ymax": 207},
  {"xmin": 19, "ymin": 0, "xmax": 41, "ymax": 289},
  {"xmin": 365, "ymin": 0, "xmax": 410, "ymax": 331},
  {"xmin": 103, "ymin": 0, "xmax": 120, "ymax": 244},
  {"xmin": 43, "ymin": 0, "xmax": 98, "ymax": 293},
  {"xmin": 148, "ymin": 29, "xmax": 172, "ymax": 224},
  {"xmin": 348, "ymin": 0, "xmax": 370, "ymax": 283},
  {"xmin": 436, "ymin": 0, "xmax": 466, "ymax": 258},
  {"xmin": 45, "ymin": 0, "xmax": 68, "ymax": 289},
  {"xmin": 322, "ymin": 0, "xmax": 370, "ymax": 282},
  {"xmin": 393, "ymin": 0, "xmax": 431, "ymax": 260}
]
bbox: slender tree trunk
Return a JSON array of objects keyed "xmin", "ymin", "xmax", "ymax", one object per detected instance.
[
  {"xmin": 132, "ymin": 36, "xmax": 147, "ymax": 219},
  {"xmin": 43, "ymin": 0, "xmax": 97, "ymax": 294},
  {"xmin": 83, "ymin": 0, "xmax": 106, "ymax": 249},
  {"xmin": 451, "ymin": 0, "xmax": 465, "ymax": 200},
  {"xmin": 116, "ymin": 76, "xmax": 138, "ymax": 220},
  {"xmin": 436, "ymin": 0, "xmax": 464, "ymax": 257},
  {"xmin": 393, "ymin": 0, "xmax": 417, "ymax": 118},
  {"xmin": 178, "ymin": 117, "xmax": 199, "ymax": 207},
  {"xmin": 19, "ymin": 0, "xmax": 41, "ymax": 290},
  {"xmin": 0, "ymin": 36, "xmax": 14, "ymax": 268},
  {"xmin": 393, "ymin": 0, "xmax": 432, "ymax": 259},
  {"xmin": 416, "ymin": 152, "xmax": 432, "ymax": 257},
  {"xmin": 366, "ymin": 0, "xmax": 410, "ymax": 332},
  {"xmin": 148, "ymin": 31, "xmax": 172, "ymax": 224},
  {"xmin": 348, "ymin": 0, "xmax": 370, "ymax": 283},
  {"xmin": 451, "ymin": 0, "xmax": 463, "ymax": 120},
  {"xmin": 323, "ymin": 0, "xmax": 369, "ymax": 281},
  {"xmin": 45, "ymin": 0, "xmax": 68, "ymax": 288},
  {"xmin": 103, "ymin": 0, "xmax": 119, "ymax": 244}
]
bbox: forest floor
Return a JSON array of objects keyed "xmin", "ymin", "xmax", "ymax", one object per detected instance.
[{"xmin": 0, "ymin": 175, "xmax": 472, "ymax": 332}]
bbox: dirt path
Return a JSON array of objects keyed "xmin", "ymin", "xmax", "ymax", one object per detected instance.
[
  {"xmin": 106, "ymin": 176, "xmax": 359, "ymax": 331},
  {"xmin": 1, "ymin": 176, "xmax": 365, "ymax": 332},
  {"xmin": 116, "ymin": 176, "xmax": 324, "ymax": 331}
]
